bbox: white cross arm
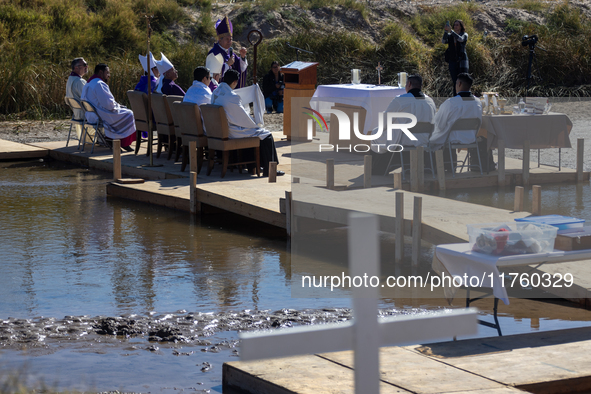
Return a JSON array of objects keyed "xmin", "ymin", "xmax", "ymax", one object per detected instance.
[{"xmin": 239, "ymin": 308, "xmax": 478, "ymax": 361}]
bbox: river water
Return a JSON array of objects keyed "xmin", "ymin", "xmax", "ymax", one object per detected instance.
[{"xmin": 2, "ymin": 157, "xmax": 591, "ymax": 393}]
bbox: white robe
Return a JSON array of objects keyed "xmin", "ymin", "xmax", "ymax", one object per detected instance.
[
  {"xmin": 183, "ymin": 81, "xmax": 212, "ymax": 106},
  {"xmin": 370, "ymin": 92, "xmax": 436, "ymax": 153},
  {"xmin": 429, "ymin": 94, "xmax": 482, "ymax": 151},
  {"xmin": 66, "ymin": 75, "xmax": 86, "ymax": 119},
  {"xmin": 211, "ymin": 82, "xmax": 271, "ymax": 140},
  {"xmin": 81, "ymin": 78, "xmax": 136, "ymax": 140},
  {"xmin": 234, "ymin": 83, "xmax": 265, "ymax": 127}
]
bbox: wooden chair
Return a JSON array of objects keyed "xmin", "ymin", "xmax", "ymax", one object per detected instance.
[
  {"xmin": 165, "ymin": 95, "xmax": 184, "ymax": 162},
  {"xmin": 126, "ymin": 90, "xmax": 156, "ymax": 156},
  {"xmin": 151, "ymin": 93, "xmax": 177, "ymax": 159},
  {"xmin": 64, "ymin": 97, "xmax": 85, "ymax": 149},
  {"xmin": 443, "ymin": 117, "xmax": 483, "ymax": 176},
  {"xmin": 200, "ymin": 104, "xmax": 260, "ymax": 178},
  {"xmin": 79, "ymin": 100, "xmax": 110, "ymax": 153},
  {"xmin": 174, "ymin": 101, "xmax": 208, "ymax": 173}
]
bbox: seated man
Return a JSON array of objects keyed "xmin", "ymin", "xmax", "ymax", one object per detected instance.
[
  {"xmin": 370, "ymin": 74, "xmax": 436, "ymax": 175},
  {"xmin": 429, "ymin": 73, "xmax": 482, "ymax": 171},
  {"xmin": 262, "ymin": 61, "xmax": 284, "ymax": 113},
  {"xmin": 66, "ymin": 57, "xmax": 88, "ymax": 138},
  {"xmin": 155, "ymin": 53, "xmax": 185, "ymax": 96},
  {"xmin": 211, "ymin": 69, "xmax": 283, "ymax": 177},
  {"xmin": 135, "ymin": 52, "xmax": 160, "ymax": 94},
  {"xmin": 81, "ymin": 63, "xmax": 136, "ymax": 151},
  {"xmin": 184, "ymin": 66, "xmax": 213, "ymax": 106}
]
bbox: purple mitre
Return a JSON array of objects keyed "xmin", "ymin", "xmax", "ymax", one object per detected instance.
[{"xmin": 215, "ymin": 16, "xmax": 233, "ymax": 36}]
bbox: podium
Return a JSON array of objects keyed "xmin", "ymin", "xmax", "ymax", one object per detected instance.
[{"xmin": 281, "ymin": 61, "xmax": 318, "ymax": 140}]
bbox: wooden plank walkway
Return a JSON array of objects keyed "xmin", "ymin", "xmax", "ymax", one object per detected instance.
[
  {"xmin": 0, "ymin": 139, "xmax": 48, "ymax": 160},
  {"xmin": 224, "ymin": 326, "xmax": 591, "ymax": 394}
]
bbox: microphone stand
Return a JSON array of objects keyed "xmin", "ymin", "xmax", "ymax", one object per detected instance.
[{"xmin": 286, "ymin": 42, "xmax": 313, "ymax": 61}]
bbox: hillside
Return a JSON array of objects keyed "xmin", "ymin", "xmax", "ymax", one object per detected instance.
[{"xmin": 1, "ymin": 0, "xmax": 591, "ymax": 119}]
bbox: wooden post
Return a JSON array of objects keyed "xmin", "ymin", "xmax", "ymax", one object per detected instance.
[
  {"xmin": 410, "ymin": 150, "xmax": 418, "ymax": 193},
  {"xmin": 514, "ymin": 186, "xmax": 524, "ymax": 212},
  {"xmin": 190, "ymin": 141, "xmax": 197, "ymax": 174},
  {"xmin": 327, "ymin": 158, "xmax": 334, "ymax": 190},
  {"xmin": 393, "ymin": 171, "xmax": 402, "ymax": 189},
  {"xmin": 522, "ymin": 140, "xmax": 530, "ymax": 186},
  {"xmin": 435, "ymin": 150, "xmax": 445, "ymax": 191},
  {"xmin": 532, "ymin": 185, "xmax": 541, "ymax": 216},
  {"xmin": 269, "ymin": 162, "xmax": 278, "ymax": 183},
  {"xmin": 293, "ymin": 177, "xmax": 300, "ymax": 183},
  {"xmin": 497, "ymin": 139, "xmax": 505, "ymax": 187},
  {"xmin": 113, "ymin": 139, "xmax": 121, "ymax": 181},
  {"xmin": 285, "ymin": 191, "xmax": 292, "ymax": 237},
  {"xmin": 577, "ymin": 138, "xmax": 584, "ymax": 183},
  {"xmin": 412, "ymin": 196, "xmax": 422, "ymax": 267},
  {"xmin": 190, "ymin": 171, "xmax": 198, "ymax": 214},
  {"xmin": 417, "ymin": 147, "xmax": 425, "ymax": 193},
  {"xmin": 395, "ymin": 192, "xmax": 404, "ymax": 265},
  {"xmin": 364, "ymin": 155, "xmax": 372, "ymax": 189}
]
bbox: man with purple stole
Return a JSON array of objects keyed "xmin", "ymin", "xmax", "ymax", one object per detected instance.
[
  {"xmin": 155, "ymin": 53, "xmax": 185, "ymax": 96},
  {"xmin": 208, "ymin": 16, "xmax": 248, "ymax": 89}
]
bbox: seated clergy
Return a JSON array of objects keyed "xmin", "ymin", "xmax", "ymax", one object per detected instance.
[
  {"xmin": 66, "ymin": 57, "xmax": 88, "ymax": 138},
  {"xmin": 81, "ymin": 63, "xmax": 136, "ymax": 151},
  {"xmin": 155, "ymin": 53, "xmax": 185, "ymax": 96},
  {"xmin": 206, "ymin": 52, "xmax": 224, "ymax": 92},
  {"xmin": 134, "ymin": 52, "xmax": 160, "ymax": 94},
  {"xmin": 369, "ymin": 74, "xmax": 436, "ymax": 175},
  {"xmin": 211, "ymin": 69, "xmax": 283, "ymax": 177},
  {"xmin": 429, "ymin": 73, "xmax": 482, "ymax": 170},
  {"xmin": 184, "ymin": 66, "xmax": 213, "ymax": 106}
]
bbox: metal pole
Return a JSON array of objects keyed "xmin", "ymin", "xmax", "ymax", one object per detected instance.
[{"xmin": 247, "ymin": 30, "xmax": 263, "ymax": 85}]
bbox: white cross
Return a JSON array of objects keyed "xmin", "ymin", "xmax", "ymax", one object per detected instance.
[
  {"xmin": 376, "ymin": 62, "xmax": 384, "ymax": 85},
  {"xmin": 240, "ymin": 212, "xmax": 478, "ymax": 393}
]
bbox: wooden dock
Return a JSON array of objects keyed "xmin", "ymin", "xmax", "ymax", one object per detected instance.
[{"xmin": 224, "ymin": 326, "xmax": 591, "ymax": 394}]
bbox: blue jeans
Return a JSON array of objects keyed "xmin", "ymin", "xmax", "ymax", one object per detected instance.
[{"xmin": 265, "ymin": 97, "xmax": 284, "ymax": 113}]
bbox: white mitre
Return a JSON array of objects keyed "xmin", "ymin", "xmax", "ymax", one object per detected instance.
[
  {"xmin": 138, "ymin": 52, "xmax": 158, "ymax": 76},
  {"xmin": 156, "ymin": 53, "xmax": 174, "ymax": 75},
  {"xmin": 206, "ymin": 53, "xmax": 224, "ymax": 76}
]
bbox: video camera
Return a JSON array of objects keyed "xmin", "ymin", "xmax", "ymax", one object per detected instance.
[{"xmin": 522, "ymin": 34, "xmax": 538, "ymax": 47}]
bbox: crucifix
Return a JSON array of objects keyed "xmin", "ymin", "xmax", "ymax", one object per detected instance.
[
  {"xmin": 240, "ymin": 212, "xmax": 478, "ymax": 393},
  {"xmin": 376, "ymin": 62, "xmax": 384, "ymax": 85}
]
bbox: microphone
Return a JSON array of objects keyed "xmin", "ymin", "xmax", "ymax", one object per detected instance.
[{"xmin": 228, "ymin": 47, "xmax": 234, "ymax": 57}]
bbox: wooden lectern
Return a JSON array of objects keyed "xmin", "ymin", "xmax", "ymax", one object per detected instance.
[{"xmin": 281, "ymin": 61, "xmax": 318, "ymax": 140}]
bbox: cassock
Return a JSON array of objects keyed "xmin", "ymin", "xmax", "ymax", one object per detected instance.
[
  {"xmin": 208, "ymin": 79, "xmax": 219, "ymax": 92},
  {"xmin": 81, "ymin": 78, "xmax": 136, "ymax": 146},
  {"xmin": 370, "ymin": 89, "xmax": 436, "ymax": 153},
  {"xmin": 429, "ymin": 92, "xmax": 482, "ymax": 151},
  {"xmin": 208, "ymin": 43, "xmax": 248, "ymax": 89},
  {"xmin": 159, "ymin": 78, "xmax": 185, "ymax": 96},
  {"xmin": 183, "ymin": 81, "xmax": 212, "ymax": 106},
  {"xmin": 134, "ymin": 75, "xmax": 158, "ymax": 94}
]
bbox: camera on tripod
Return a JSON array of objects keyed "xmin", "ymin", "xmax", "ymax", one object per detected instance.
[{"xmin": 522, "ymin": 34, "xmax": 538, "ymax": 47}]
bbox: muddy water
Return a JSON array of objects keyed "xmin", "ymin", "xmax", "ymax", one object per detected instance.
[{"xmin": 2, "ymin": 159, "xmax": 591, "ymax": 393}]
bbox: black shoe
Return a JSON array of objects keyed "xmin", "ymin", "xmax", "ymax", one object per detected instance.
[
  {"xmin": 263, "ymin": 170, "xmax": 285, "ymax": 177},
  {"xmin": 123, "ymin": 145, "xmax": 134, "ymax": 152}
]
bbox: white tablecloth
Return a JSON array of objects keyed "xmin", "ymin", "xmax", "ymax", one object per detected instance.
[
  {"xmin": 432, "ymin": 243, "xmax": 591, "ymax": 305},
  {"xmin": 310, "ymin": 84, "xmax": 406, "ymax": 134}
]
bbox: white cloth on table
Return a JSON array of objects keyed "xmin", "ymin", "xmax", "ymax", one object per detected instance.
[
  {"xmin": 429, "ymin": 95, "xmax": 482, "ymax": 151},
  {"xmin": 183, "ymin": 81, "xmax": 213, "ymax": 106},
  {"xmin": 370, "ymin": 92, "xmax": 436, "ymax": 153},
  {"xmin": 81, "ymin": 78, "xmax": 136, "ymax": 140},
  {"xmin": 211, "ymin": 82, "xmax": 270, "ymax": 140}
]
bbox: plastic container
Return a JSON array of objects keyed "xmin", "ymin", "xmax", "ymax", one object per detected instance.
[
  {"xmin": 514, "ymin": 215, "xmax": 585, "ymax": 230},
  {"xmin": 467, "ymin": 222, "xmax": 558, "ymax": 255}
]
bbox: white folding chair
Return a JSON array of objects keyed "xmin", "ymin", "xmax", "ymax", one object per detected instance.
[
  {"xmin": 64, "ymin": 97, "xmax": 86, "ymax": 149},
  {"xmin": 443, "ymin": 117, "xmax": 483, "ymax": 177},
  {"xmin": 385, "ymin": 122, "xmax": 435, "ymax": 179},
  {"xmin": 80, "ymin": 100, "xmax": 110, "ymax": 153}
]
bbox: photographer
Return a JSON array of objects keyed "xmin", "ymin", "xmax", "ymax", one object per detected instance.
[
  {"xmin": 262, "ymin": 61, "xmax": 284, "ymax": 114},
  {"xmin": 443, "ymin": 19, "xmax": 469, "ymax": 96}
]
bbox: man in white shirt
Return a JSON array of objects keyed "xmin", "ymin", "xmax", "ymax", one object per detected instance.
[
  {"xmin": 430, "ymin": 73, "xmax": 482, "ymax": 171},
  {"xmin": 184, "ymin": 67, "xmax": 213, "ymax": 106},
  {"xmin": 370, "ymin": 74, "xmax": 436, "ymax": 175},
  {"xmin": 65, "ymin": 57, "xmax": 88, "ymax": 138},
  {"xmin": 212, "ymin": 70, "xmax": 283, "ymax": 177},
  {"xmin": 81, "ymin": 63, "xmax": 136, "ymax": 151}
]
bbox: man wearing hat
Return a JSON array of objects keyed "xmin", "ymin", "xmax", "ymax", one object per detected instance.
[
  {"xmin": 208, "ymin": 16, "xmax": 248, "ymax": 89},
  {"xmin": 205, "ymin": 52, "xmax": 224, "ymax": 92},
  {"xmin": 81, "ymin": 63, "xmax": 136, "ymax": 151},
  {"xmin": 135, "ymin": 52, "xmax": 160, "ymax": 94},
  {"xmin": 155, "ymin": 53, "xmax": 185, "ymax": 96}
]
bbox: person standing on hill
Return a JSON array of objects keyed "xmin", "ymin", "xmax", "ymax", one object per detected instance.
[
  {"xmin": 208, "ymin": 16, "xmax": 248, "ymax": 88},
  {"xmin": 66, "ymin": 57, "xmax": 88, "ymax": 138},
  {"xmin": 443, "ymin": 19, "xmax": 469, "ymax": 96}
]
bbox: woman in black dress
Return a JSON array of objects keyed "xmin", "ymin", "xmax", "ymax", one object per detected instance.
[{"xmin": 443, "ymin": 19, "xmax": 469, "ymax": 96}]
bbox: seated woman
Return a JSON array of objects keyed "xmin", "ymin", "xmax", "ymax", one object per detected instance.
[{"xmin": 262, "ymin": 61, "xmax": 284, "ymax": 114}]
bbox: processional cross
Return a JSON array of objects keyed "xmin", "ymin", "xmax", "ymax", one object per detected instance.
[
  {"xmin": 376, "ymin": 62, "xmax": 384, "ymax": 85},
  {"xmin": 240, "ymin": 212, "xmax": 478, "ymax": 393}
]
